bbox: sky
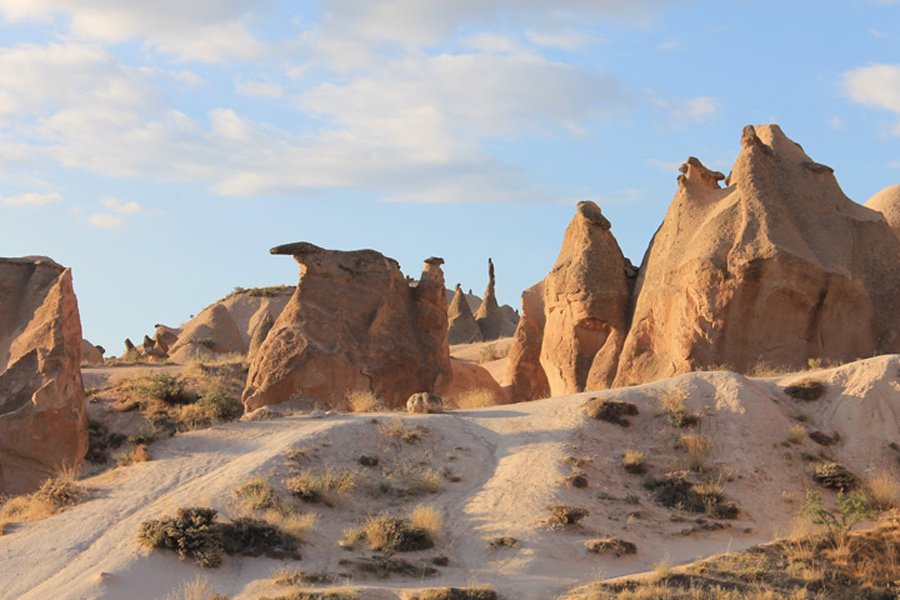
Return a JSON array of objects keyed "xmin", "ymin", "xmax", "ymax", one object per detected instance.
[{"xmin": 2, "ymin": 0, "xmax": 900, "ymax": 354}]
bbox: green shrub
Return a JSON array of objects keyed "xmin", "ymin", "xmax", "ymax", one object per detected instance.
[
  {"xmin": 801, "ymin": 489, "xmax": 879, "ymax": 542},
  {"xmin": 198, "ymin": 391, "xmax": 243, "ymax": 422},
  {"xmin": 139, "ymin": 374, "xmax": 194, "ymax": 405}
]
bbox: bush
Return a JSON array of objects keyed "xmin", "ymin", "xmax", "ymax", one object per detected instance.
[
  {"xmin": 198, "ymin": 391, "xmax": 243, "ymax": 422},
  {"xmin": 680, "ymin": 433, "xmax": 712, "ymax": 471},
  {"xmin": 585, "ymin": 397, "xmax": 639, "ymax": 427},
  {"xmin": 801, "ymin": 489, "xmax": 878, "ymax": 542},
  {"xmin": 349, "ymin": 515, "xmax": 434, "ymax": 552},
  {"xmin": 643, "ymin": 471, "xmax": 739, "ymax": 518},
  {"xmin": 285, "ymin": 469, "xmax": 358, "ymax": 504},
  {"xmin": 453, "ymin": 388, "xmax": 501, "ymax": 409},
  {"xmin": 139, "ymin": 374, "xmax": 194, "ymax": 405},
  {"xmin": 813, "ymin": 462, "xmax": 859, "ymax": 491},
  {"xmin": 622, "ymin": 450, "xmax": 647, "ymax": 474},
  {"xmin": 544, "ymin": 503, "xmax": 589, "ymax": 527},
  {"xmin": 784, "ymin": 379, "xmax": 827, "ymax": 401},
  {"xmin": 585, "ymin": 537, "xmax": 637, "ymax": 557},
  {"xmin": 658, "ymin": 390, "xmax": 698, "ymax": 428},
  {"xmin": 1, "ymin": 474, "xmax": 86, "ymax": 534},
  {"xmin": 409, "ymin": 587, "xmax": 497, "ymax": 600},
  {"xmin": 345, "ymin": 390, "xmax": 382, "ymax": 413}
]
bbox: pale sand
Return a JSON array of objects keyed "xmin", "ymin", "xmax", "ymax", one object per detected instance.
[{"xmin": 4, "ymin": 355, "xmax": 900, "ymax": 600}]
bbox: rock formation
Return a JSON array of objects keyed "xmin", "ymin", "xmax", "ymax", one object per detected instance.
[
  {"xmin": 406, "ymin": 392, "xmax": 443, "ymax": 414},
  {"xmin": 81, "ymin": 339, "xmax": 104, "ymax": 366},
  {"xmin": 615, "ymin": 125, "xmax": 900, "ymax": 385},
  {"xmin": 0, "ymin": 256, "xmax": 88, "ymax": 495},
  {"xmin": 505, "ymin": 201, "xmax": 631, "ymax": 400},
  {"xmin": 242, "ymin": 243, "xmax": 453, "ymax": 411},
  {"xmin": 447, "ymin": 284, "xmax": 483, "ymax": 345},
  {"xmin": 475, "ymin": 259, "xmax": 517, "ymax": 340},
  {"xmin": 865, "ymin": 184, "xmax": 900, "ymax": 243},
  {"xmin": 248, "ymin": 310, "xmax": 275, "ymax": 359},
  {"xmin": 218, "ymin": 286, "xmax": 293, "ymax": 348},
  {"xmin": 167, "ymin": 303, "xmax": 246, "ymax": 363}
]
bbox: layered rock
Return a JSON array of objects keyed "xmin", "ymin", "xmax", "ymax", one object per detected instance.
[
  {"xmin": 447, "ymin": 284, "xmax": 483, "ymax": 345},
  {"xmin": 505, "ymin": 201, "xmax": 631, "ymax": 400},
  {"xmin": 865, "ymin": 184, "xmax": 900, "ymax": 243},
  {"xmin": 167, "ymin": 303, "xmax": 246, "ymax": 363},
  {"xmin": 242, "ymin": 243, "xmax": 453, "ymax": 411},
  {"xmin": 0, "ymin": 257, "xmax": 88, "ymax": 495},
  {"xmin": 615, "ymin": 125, "xmax": 900, "ymax": 385}
]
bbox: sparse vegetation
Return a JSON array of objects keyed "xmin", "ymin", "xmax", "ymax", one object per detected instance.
[
  {"xmin": 344, "ymin": 389, "xmax": 382, "ymax": 412},
  {"xmin": 115, "ymin": 443, "xmax": 150, "ymax": 467},
  {"xmin": 258, "ymin": 589, "xmax": 357, "ymax": 600},
  {"xmin": 453, "ymin": 388, "xmax": 500, "ymax": 409},
  {"xmin": 784, "ymin": 378, "xmax": 827, "ymax": 401},
  {"xmin": 139, "ymin": 373, "xmax": 195, "ymax": 405},
  {"xmin": 378, "ymin": 417, "xmax": 429, "ymax": 444},
  {"xmin": 338, "ymin": 554, "xmax": 438, "ymax": 578},
  {"xmin": 785, "ymin": 424, "xmax": 806, "ymax": 444},
  {"xmin": 812, "ymin": 462, "xmax": 858, "ymax": 490},
  {"xmin": 409, "ymin": 504, "xmax": 443, "ymax": 539},
  {"xmin": 801, "ymin": 489, "xmax": 878, "ymax": 542},
  {"xmin": 408, "ymin": 586, "xmax": 498, "ymax": 600},
  {"xmin": 164, "ymin": 575, "xmax": 229, "ymax": 600},
  {"xmin": 285, "ymin": 468, "xmax": 358, "ymax": 504},
  {"xmin": 0, "ymin": 474, "xmax": 86, "ymax": 534},
  {"xmin": 622, "ymin": 449, "xmax": 647, "ymax": 474},
  {"xmin": 658, "ymin": 390, "xmax": 698, "ymax": 428},
  {"xmin": 489, "ymin": 536, "xmax": 518, "ymax": 548},
  {"xmin": 345, "ymin": 514, "xmax": 435, "ymax": 552},
  {"xmin": 478, "ymin": 343, "xmax": 508, "ymax": 364},
  {"xmin": 679, "ymin": 433, "xmax": 712, "ymax": 471},
  {"xmin": 544, "ymin": 502, "xmax": 590, "ymax": 528},
  {"xmin": 643, "ymin": 471, "xmax": 739, "ymax": 519},
  {"xmin": 869, "ymin": 472, "xmax": 900, "ymax": 510},
  {"xmin": 584, "ymin": 397, "xmax": 639, "ymax": 427},
  {"xmin": 585, "ymin": 537, "xmax": 637, "ymax": 557}
]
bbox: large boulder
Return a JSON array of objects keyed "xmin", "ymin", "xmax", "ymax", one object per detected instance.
[
  {"xmin": 615, "ymin": 125, "xmax": 900, "ymax": 386},
  {"xmin": 447, "ymin": 284, "xmax": 483, "ymax": 345},
  {"xmin": 242, "ymin": 243, "xmax": 453, "ymax": 411},
  {"xmin": 80, "ymin": 339, "xmax": 104, "ymax": 366},
  {"xmin": 167, "ymin": 303, "xmax": 246, "ymax": 363},
  {"xmin": 505, "ymin": 201, "xmax": 631, "ymax": 400},
  {"xmin": 865, "ymin": 184, "xmax": 900, "ymax": 243},
  {"xmin": 0, "ymin": 257, "xmax": 88, "ymax": 495}
]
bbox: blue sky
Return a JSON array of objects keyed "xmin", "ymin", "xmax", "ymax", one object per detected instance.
[{"xmin": 2, "ymin": 0, "xmax": 900, "ymax": 354}]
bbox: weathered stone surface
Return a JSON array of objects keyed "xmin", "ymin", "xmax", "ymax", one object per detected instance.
[
  {"xmin": 438, "ymin": 359, "xmax": 507, "ymax": 405},
  {"xmin": 505, "ymin": 201, "xmax": 630, "ymax": 400},
  {"xmin": 448, "ymin": 284, "xmax": 483, "ymax": 345},
  {"xmin": 615, "ymin": 125, "xmax": 900, "ymax": 385},
  {"xmin": 475, "ymin": 259, "xmax": 516, "ymax": 340},
  {"xmin": 406, "ymin": 392, "xmax": 443, "ymax": 414},
  {"xmin": 865, "ymin": 184, "xmax": 900, "ymax": 243},
  {"xmin": 0, "ymin": 256, "xmax": 88, "ymax": 495},
  {"xmin": 242, "ymin": 244, "xmax": 453, "ymax": 411},
  {"xmin": 218, "ymin": 286, "xmax": 293, "ymax": 347},
  {"xmin": 81, "ymin": 339, "xmax": 104, "ymax": 366},
  {"xmin": 167, "ymin": 303, "xmax": 246, "ymax": 363},
  {"xmin": 248, "ymin": 309, "xmax": 275, "ymax": 360}
]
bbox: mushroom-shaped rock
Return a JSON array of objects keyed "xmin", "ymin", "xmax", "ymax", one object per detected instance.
[
  {"xmin": 474, "ymin": 259, "xmax": 508, "ymax": 341},
  {"xmin": 614, "ymin": 124, "xmax": 900, "ymax": 386},
  {"xmin": 0, "ymin": 256, "xmax": 88, "ymax": 494},
  {"xmin": 406, "ymin": 392, "xmax": 444, "ymax": 414}
]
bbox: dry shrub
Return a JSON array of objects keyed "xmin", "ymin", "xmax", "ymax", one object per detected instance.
[
  {"xmin": 340, "ymin": 555, "xmax": 437, "ymax": 578},
  {"xmin": 478, "ymin": 343, "xmax": 508, "ymax": 364},
  {"xmin": 622, "ymin": 450, "xmax": 647, "ymax": 475},
  {"xmin": 585, "ymin": 397, "xmax": 639, "ymax": 427},
  {"xmin": 784, "ymin": 379, "xmax": 827, "ymax": 401},
  {"xmin": 285, "ymin": 468, "xmax": 358, "ymax": 504},
  {"xmin": 271, "ymin": 567, "xmax": 332, "ymax": 586},
  {"xmin": 544, "ymin": 502, "xmax": 589, "ymax": 528},
  {"xmin": 564, "ymin": 473, "xmax": 589, "ymax": 488},
  {"xmin": 349, "ymin": 515, "xmax": 434, "ymax": 552},
  {"xmin": 163, "ymin": 575, "xmax": 227, "ymax": 600},
  {"xmin": 234, "ymin": 479, "xmax": 291, "ymax": 515},
  {"xmin": 378, "ymin": 417, "xmax": 428, "ymax": 444},
  {"xmin": 115, "ymin": 444, "xmax": 150, "ymax": 467},
  {"xmin": 409, "ymin": 504, "xmax": 443, "ymax": 540},
  {"xmin": 408, "ymin": 586, "xmax": 497, "ymax": 600},
  {"xmin": 643, "ymin": 471, "xmax": 739, "ymax": 519},
  {"xmin": 813, "ymin": 462, "xmax": 858, "ymax": 490},
  {"xmin": 453, "ymin": 388, "xmax": 500, "ymax": 409},
  {"xmin": 785, "ymin": 425, "xmax": 806, "ymax": 445},
  {"xmin": 869, "ymin": 472, "xmax": 900, "ymax": 510},
  {"xmin": 0, "ymin": 474, "xmax": 85, "ymax": 534},
  {"xmin": 680, "ymin": 433, "xmax": 712, "ymax": 471},
  {"xmin": 345, "ymin": 390, "xmax": 382, "ymax": 413},
  {"xmin": 747, "ymin": 361, "xmax": 793, "ymax": 378},
  {"xmin": 585, "ymin": 537, "xmax": 637, "ymax": 557},
  {"xmin": 658, "ymin": 390, "xmax": 698, "ymax": 428}
]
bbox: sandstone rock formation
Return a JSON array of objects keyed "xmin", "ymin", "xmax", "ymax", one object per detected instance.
[
  {"xmin": 505, "ymin": 201, "xmax": 631, "ymax": 401},
  {"xmin": 218, "ymin": 286, "xmax": 293, "ymax": 348},
  {"xmin": 447, "ymin": 284, "xmax": 483, "ymax": 345},
  {"xmin": 0, "ymin": 256, "xmax": 88, "ymax": 495},
  {"xmin": 615, "ymin": 125, "xmax": 900, "ymax": 386},
  {"xmin": 248, "ymin": 310, "xmax": 275, "ymax": 360},
  {"xmin": 474, "ymin": 259, "xmax": 518, "ymax": 340},
  {"xmin": 440, "ymin": 359, "xmax": 507, "ymax": 406},
  {"xmin": 242, "ymin": 243, "xmax": 453, "ymax": 411},
  {"xmin": 81, "ymin": 339, "xmax": 104, "ymax": 366},
  {"xmin": 406, "ymin": 392, "xmax": 443, "ymax": 414},
  {"xmin": 865, "ymin": 184, "xmax": 900, "ymax": 243},
  {"xmin": 167, "ymin": 303, "xmax": 246, "ymax": 363}
]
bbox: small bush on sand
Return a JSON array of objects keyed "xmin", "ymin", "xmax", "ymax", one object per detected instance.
[
  {"xmin": 643, "ymin": 471, "xmax": 739, "ymax": 519},
  {"xmin": 868, "ymin": 472, "xmax": 900, "ymax": 510},
  {"xmin": 585, "ymin": 397, "xmax": 639, "ymax": 427},
  {"xmin": 801, "ymin": 489, "xmax": 878, "ymax": 542},
  {"xmin": 382, "ymin": 463, "xmax": 444, "ymax": 495},
  {"xmin": 658, "ymin": 390, "xmax": 698, "ymax": 428},
  {"xmin": 197, "ymin": 391, "xmax": 243, "ymax": 422},
  {"xmin": 115, "ymin": 444, "xmax": 150, "ymax": 467},
  {"xmin": 585, "ymin": 537, "xmax": 637, "ymax": 557},
  {"xmin": 345, "ymin": 390, "xmax": 382, "ymax": 413},
  {"xmin": 453, "ymin": 388, "xmax": 500, "ymax": 409},
  {"xmin": 378, "ymin": 417, "xmax": 428, "ymax": 444},
  {"xmin": 679, "ymin": 433, "xmax": 712, "ymax": 471},
  {"xmin": 478, "ymin": 343, "xmax": 508, "ymax": 364},
  {"xmin": 234, "ymin": 479, "xmax": 291, "ymax": 515},
  {"xmin": 409, "ymin": 504, "xmax": 442, "ymax": 540},
  {"xmin": 163, "ymin": 575, "xmax": 228, "ymax": 600},
  {"xmin": 544, "ymin": 503, "xmax": 589, "ymax": 528},
  {"xmin": 813, "ymin": 462, "xmax": 859, "ymax": 491},
  {"xmin": 345, "ymin": 513, "xmax": 435, "ymax": 552},
  {"xmin": 0, "ymin": 474, "xmax": 86, "ymax": 534},
  {"xmin": 784, "ymin": 379, "xmax": 827, "ymax": 401},
  {"xmin": 785, "ymin": 424, "xmax": 806, "ymax": 444},
  {"xmin": 408, "ymin": 586, "xmax": 498, "ymax": 600},
  {"xmin": 285, "ymin": 469, "xmax": 358, "ymax": 504},
  {"xmin": 139, "ymin": 373, "xmax": 194, "ymax": 405},
  {"xmin": 622, "ymin": 449, "xmax": 647, "ymax": 474}
]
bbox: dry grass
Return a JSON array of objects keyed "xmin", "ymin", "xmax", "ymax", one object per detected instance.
[
  {"xmin": 115, "ymin": 444, "xmax": 150, "ymax": 467},
  {"xmin": 164, "ymin": 575, "xmax": 225, "ymax": 600},
  {"xmin": 658, "ymin": 390, "xmax": 698, "ymax": 428},
  {"xmin": 868, "ymin": 472, "xmax": 900, "ymax": 510},
  {"xmin": 746, "ymin": 361, "xmax": 794, "ymax": 378},
  {"xmin": 345, "ymin": 514, "xmax": 435, "ymax": 552},
  {"xmin": 409, "ymin": 504, "xmax": 443, "ymax": 540},
  {"xmin": 785, "ymin": 424, "xmax": 806, "ymax": 445},
  {"xmin": 478, "ymin": 343, "xmax": 509, "ymax": 364},
  {"xmin": 232, "ymin": 479, "xmax": 317, "ymax": 540},
  {"xmin": 382, "ymin": 463, "xmax": 444, "ymax": 495},
  {"xmin": 679, "ymin": 433, "xmax": 712, "ymax": 471},
  {"xmin": 453, "ymin": 388, "xmax": 500, "ymax": 409},
  {"xmin": 378, "ymin": 417, "xmax": 429, "ymax": 444},
  {"xmin": 345, "ymin": 390, "xmax": 383, "ymax": 413},
  {"xmin": 409, "ymin": 586, "xmax": 497, "ymax": 600},
  {"xmin": 544, "ymin": 503, "xmax": 589, "ymax": 528},
  {"xmin": 285, "ymin": 468, "xmax": 358, "ymax": 504},
  {"xmin": 0, "ymin": 474, "xmax": 86, "ymax": 534},
  {"xmin": 622, "ymin": 449, "xmax": 647, "ymax": 474}
]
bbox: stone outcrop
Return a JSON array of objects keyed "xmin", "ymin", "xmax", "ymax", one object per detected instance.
[
  {"xmin": 167, "ymin": 303, "xmax": 246, "ymax": 363},
  {"xmin": 615, "ymin": 125, "xmax": 900, "ymax": 385},
  {"xmin": 218, "ymin": 286, "xmax": 293, "ymax": 348},
  {"xmin": 242, "ymin": 243, "xmax": 453, "ymax": 411},
  {"xmin": 81, "ymin": 339, "xmax": 104, "ymax": 366},
  {"xmin": 0, "ymin": 256, "xmax": 88, "ymax": 495},
  {"xmin": 473, "ymin": 259, "xmax": 518, "ymax": 340},
  {"xmin": 865, "ymin": 184, "xmax": 900, "ymax": 243},
  {"xmin": 505, "ymin": 201, "xmax": 631, "ymax": 400},
  {"xmin": 248, "ymin": 310, "xmax": 275, "ymax": 360},
  {"xmin": 447, "ymin": 284, "xmax": 483, "ymax": 345}
]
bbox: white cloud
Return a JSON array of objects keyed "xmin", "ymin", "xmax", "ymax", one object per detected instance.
[
  {"xmin": 524, "ymin": 29, "xmax": 605, "ymax": 52},
  {"xmin": 0, "ymin": 0, "xmax": 269, "ymax": 62},
  {"xmin": 2, "ymin": 191, "xmax": 62, "ymax": 206},
  {"xmin": 235, "ymin": 79, "xmax": 284, "ymax": 99},
  {"xmin": 843, "ymin": 64, "xmax": 900, "ymax": 134},
  {"xmin": 644, "ymin": 158, "xmax": 683, "ymax": 172},
  {"xmin": 654, "ymin": 96, "xmax": 722, "ymax": 125},
  {"xmin": 830, "ymin": 116, "xmax": 846, "ymax": 130},
  {"xmin": 100, "ymin": 196, "xmax": 143, "ymax": 214},
  {"xmin": 88, "ymin": 213, "xmax": 123, "ymax": 228}
]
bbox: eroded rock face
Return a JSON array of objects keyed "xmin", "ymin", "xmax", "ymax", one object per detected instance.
[
  {"xmin": 865, "ymin": 184, "xmax": 900, "ymax": 243},
  {"xmin": 447, "ymin": 284, "xmax": 483, "ymax": 345},
  {"xmin": 242, "ymin": 244, "xmax": 453, "ymax": 411},
  {"xmin": 505, "ymin": 201, "xmax": 631, "ymax": 400},
  {"xmin": 81, "ymin": 339, "xmax": 104, "ymax": 366},
  {"xmin": 0, "ymin": 257, "xmax": 88, "ymax": 495},
  {"xmin": 167, "ymin": 303, "xmax": 246, "ymax": 363},
  {"xmin": 615, "ymin": 125, "xmax": 900, "ymax": 385},
  {"xmin": 474, "ymin": 259, "xmax": 518, "ymax": 340}
]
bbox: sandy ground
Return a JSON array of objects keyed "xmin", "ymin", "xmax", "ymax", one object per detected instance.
[{"xmin": 4, "ymin": 355, "xmax": 900, "ymax": 600}]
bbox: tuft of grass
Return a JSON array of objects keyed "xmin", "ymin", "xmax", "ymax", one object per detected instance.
[
  {"xmin": 138, "ymin": 373, "xmax": 194, "ymax": 405},
  {"xmin": 378, "ymin": 417, "xmax": 428, "ymax": 444},
  {"xmin": 408, "ymin": 586, "xmax": 498, "ymax": 600},
  {"xmin": 658, "ymin": 390, "xmax": 698, "ymax": 428},
  {"xmin": 163, "ymin": 575, "xmax": 228, "ymax": 600},
  {"xmin": 784, "ymin": 379, "xmax": 827, "ymax": 401},
  {"xmin": 346, "ymin": 514, "xmax": 434, "ymax": 552},
  {"xmin": 478, "ymin": 343, "xmax": 508, "ymax": 364},
  {"xmin": 585, "ymin": 397, "xmax": 639, "ymax": 427},
  {"xmin": 345, "ymin": 390, "xmax": 383, "ymax": 413},
  {"xmin": 409, "ymin": 504, "xmax": 443, "ymax": 540},
  {"xmin": 585, "ymin": 537, "xmax": 637, "ymax": 557},
  {"xmin": 233, "ymin": 478, "xmax": 292, "ymax": 515},
  {"xmin": 544, "ymin": 503, "xmax": 589, "ymax": 528},
  {"xmin": 453, "ymin": 388, "xmax": 501, "ymax": 409},
  {"xmin": 115, "ymin": 444, "xmax": 150, "ymax": 467},
  {"xmin": 785, "ymin": 424, "xmax": 806, "ymax": 445},
  {"xmin": 284, "ymin": 468, "xmax": 358, "ymax": 504},
  {"xmin": 0, "ymin": 474, "xmax": 86, "ymax": 534},
  {"xmin": 643, "ymin": 471, "xmax": 739, "ymax": 519},
  {"xmin": 869, "ymin": 472, "xmax": 900, "ymax": 510},
  {"xmin": 679, "ymin": 433, "xmax": 712, "ymax": 471},
  {"xmin": 622, "ymin": 449, "xmax": 647, "ymax": 475}
]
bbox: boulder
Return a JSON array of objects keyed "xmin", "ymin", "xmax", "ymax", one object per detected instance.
[
  {"xmin": 167, "ymin": 303, "xmax": 246, "ymax": 363},
  {"xmin": 81, "ymin": 339, "xmax": 104, "ymax": 366},
  {"xmin": 505, "ymin": 201, "xmax": 631, "ymax": 400},
  {"xmin": 406, "ymin": 392, "xmax": 444, "ymax": 414},
  {"xmin": 448, "ymin": 284, "xmax": 483, "ymax": 345},
  {"xmin": 615, "ymin": 124, "xmax": 900, "ymax": 386},
  {"xmin": 865, "ymin": 184, "xmax": 900, "ymax": 243},
  {"xmin": 242, "ymin": 243, "xmax": 453, "ymax": 411},
  {"xmin": 0, "ymin": 256, "xmax": 88, "ymax": 495}
]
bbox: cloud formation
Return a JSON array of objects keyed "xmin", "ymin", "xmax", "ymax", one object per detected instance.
[
  {"xmin": 843, "ymin": 63, "xmax": 900, "ymax": 135},
  {"xmin": 2, "ymin": 191, "xmax": 62, "ymax": 206}
]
